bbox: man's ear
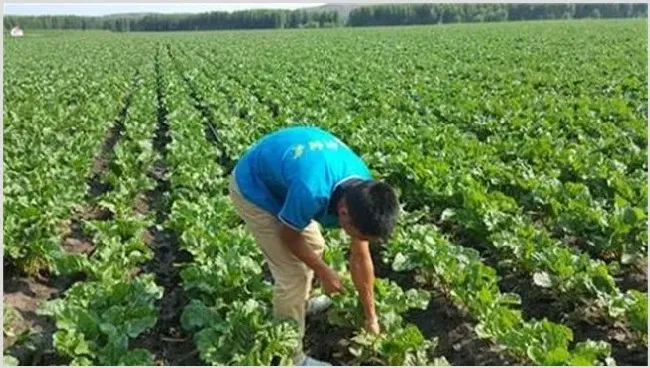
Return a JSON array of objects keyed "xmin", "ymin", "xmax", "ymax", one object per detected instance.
[{"xmin": 337, "ymin": 200, "xmax": 349, "ymax": 218}]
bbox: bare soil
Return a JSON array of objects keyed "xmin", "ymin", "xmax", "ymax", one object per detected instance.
[
  {"xmin": 616, "ymin": 258, "xmax": 648, "ymax": 292},
  {"xmin": 3, "ymin": 270, "xmax": 80, "ymax": 365}
]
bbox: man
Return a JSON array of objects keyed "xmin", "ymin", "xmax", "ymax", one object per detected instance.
[{"xmin": 228, "ymin": 126, "xmax": 399, "ymax": 366}]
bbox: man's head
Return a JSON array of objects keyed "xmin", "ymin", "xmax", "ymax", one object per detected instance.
[{"xmin": 337, "ymin": 180, "xmax": 399, "ymax": 242}]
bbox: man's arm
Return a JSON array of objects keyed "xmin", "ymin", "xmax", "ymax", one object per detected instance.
[
  {"xmin": 349, "ymin": 237, "xmax": 379, "ymax": 333},
  {"xmin": 279, "ymin": 224, "xmax": 342, "ymax": 295}
]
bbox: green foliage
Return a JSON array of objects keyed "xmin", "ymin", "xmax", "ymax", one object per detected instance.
[
  {"xmin": 181, "ymin": 299, "xmax": 299, "ymax": 366},
  {"xmin": 321, "ymin": 235, "xmax": 445, "ymax": 365},
  {"xmin": 3, "ymin": 355, "xmax": 20, "ymax": 366},
  {"xmin": 624, "ymin": 290, "xmax": 649, "ymax": 339},
  {"xmin": 4, "ymin": 4, "xmax": 646, "ymax": 31},
  {"xmin": 5, "ymin": 20, "xmax": 647, "ymax": 367},
  {"xmin": 3, "ymin": 8, "xmax": 341, "ymax": 32},
  {"xmin": 38, "ymin": 274, "xmax": 162, "ymax": 365},
  {"xmin": 24, "ymin": 61, "xmax": 164, "ymax": 365},
  {"xmin": 2, "ymin": 36, "xmax": 149, "ymax": 274},
  {"xmin": 328, "ymin": 277, "xmax": 429, "ymax": 333},
  {"xmin": 3, "ymin": 304, "xmax": 20, "ymax": 337},
  {"xmin": 385, "ymin": 221, "xmax": 615, "ymax": 365},
  {"xmin": 348, "ymin": 326, "xmax": 449, "ymax": 366},
  {"xmin": 324, "ymin": 275, "xmax": 446, "ymax": 365}
]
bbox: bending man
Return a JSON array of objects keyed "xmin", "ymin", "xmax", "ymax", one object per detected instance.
[{"xmin": 228, "ymin": 126, "xmax": 399, "ymax": 366}]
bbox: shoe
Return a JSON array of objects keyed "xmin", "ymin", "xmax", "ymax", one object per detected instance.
[
  {"xmin": 297, "ymin": 356, "xmax": 332, "ymax": 366},
  {"xmin": 306, "ymin": 295, "xmax": 332, "ymax": 317}
]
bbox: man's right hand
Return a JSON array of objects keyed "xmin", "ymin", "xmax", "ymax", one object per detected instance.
[{"xmin": 317, "ymin": 266, "xmax": 343, "ymax": 295}]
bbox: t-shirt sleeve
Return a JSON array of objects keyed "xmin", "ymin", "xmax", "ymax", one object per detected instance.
[{"xmin": 278, "ymin": 180, "xmax": 324, "ymax": 231}]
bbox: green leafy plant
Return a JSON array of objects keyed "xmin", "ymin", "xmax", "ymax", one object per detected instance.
[
  {"xmin": 347, "ymin": 326, "xmax": 449, "ymax": 366},
  {"xmin": 39, "ymin": 274, "xmax": 163, "ymax": 365},
  {"xmin": 3, "ymin": 304, "xmax": 21, "ymax": 338},
  {"xmin": 328, "ymin": 277, "xmax": 429, "ymax": 333},
  {"xmin": 181, "ymin": 299, "xmax": 300, "ymax": 366},
  {"xmin": 324, "ymin": 275, "xmax": 446, "ymax": 365}
]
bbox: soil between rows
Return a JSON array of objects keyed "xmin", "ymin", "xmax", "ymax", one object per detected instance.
[
  {"xmin": 3, "ymin": 272, "xmax": 70, "ymax": 366},
  {"xmin": 129, "ymin": 49, "xmax": 200, "ymax": 365},
  {"xmin": 129, "ymin": 161, "xmax": 199, "ymax": 365}
]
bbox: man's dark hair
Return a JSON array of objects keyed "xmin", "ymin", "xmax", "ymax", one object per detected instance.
[{"xmin": 344, "ymin": 180, "xmax": 399, "ymax": 240}]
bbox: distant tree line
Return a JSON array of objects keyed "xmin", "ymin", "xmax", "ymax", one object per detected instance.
[
  {"xmin": 130, "ymin": 10, "xmax": 340, "ymax": 31},
  {"xmin": 4, "ymin": 14, "xmax": 106, "ymax": 30},
  {"xmin": 348, "ymin": 3, "xmax": 648, "ymax": 26},
  {"xmin": 3, "ymin": 4, "xmax": 647, "ymax": 32},
  {"xmin": 3, "ymin": 9, "xmax": 340, "ymax": 32}
]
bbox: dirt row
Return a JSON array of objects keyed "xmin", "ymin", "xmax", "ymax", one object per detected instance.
[{"xmin": 130, "ymin": 46, "xmax": 199, "ymax": 366}]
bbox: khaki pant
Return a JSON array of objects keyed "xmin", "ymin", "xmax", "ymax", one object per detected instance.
[{"xmin": 228, "ymin": 176, "xmax": 325, "ymax": 364}]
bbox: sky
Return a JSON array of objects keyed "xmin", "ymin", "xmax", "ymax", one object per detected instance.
[{"xmin": 3, "ymin": 3, "xmax": 325, "ymax": 16}]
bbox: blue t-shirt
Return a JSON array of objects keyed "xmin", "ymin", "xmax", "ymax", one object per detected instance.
[{"xmin": 233, "ymin": 126, "xmax": 372, "ymax": 231}]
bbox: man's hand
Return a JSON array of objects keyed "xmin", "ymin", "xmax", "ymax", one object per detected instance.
[
  {"xmin": 365, "ymin": 316, "xmax": 380, "ymax": 335},
  {"xmin": 279, "ymin": 224, "xmax": 342, "ymax": 295},
  {"xmin": 317, "ymin": 266, "xmax": 343, "ymax": 295}
]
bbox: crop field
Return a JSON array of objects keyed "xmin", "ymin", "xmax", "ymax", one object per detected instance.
[{"xmin": 2, "ymin": 20, "xmax": 648, "ymax": 366}]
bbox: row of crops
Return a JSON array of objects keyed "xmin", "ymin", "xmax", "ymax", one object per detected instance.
[{"xmin": 3, "ymin": 20, "xmax": 648, "ymax": 366}]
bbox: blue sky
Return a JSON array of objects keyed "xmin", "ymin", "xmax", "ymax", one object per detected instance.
[{"xmin": 4, "ymin": 3, "xmax": 325, "ymax": 16}]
